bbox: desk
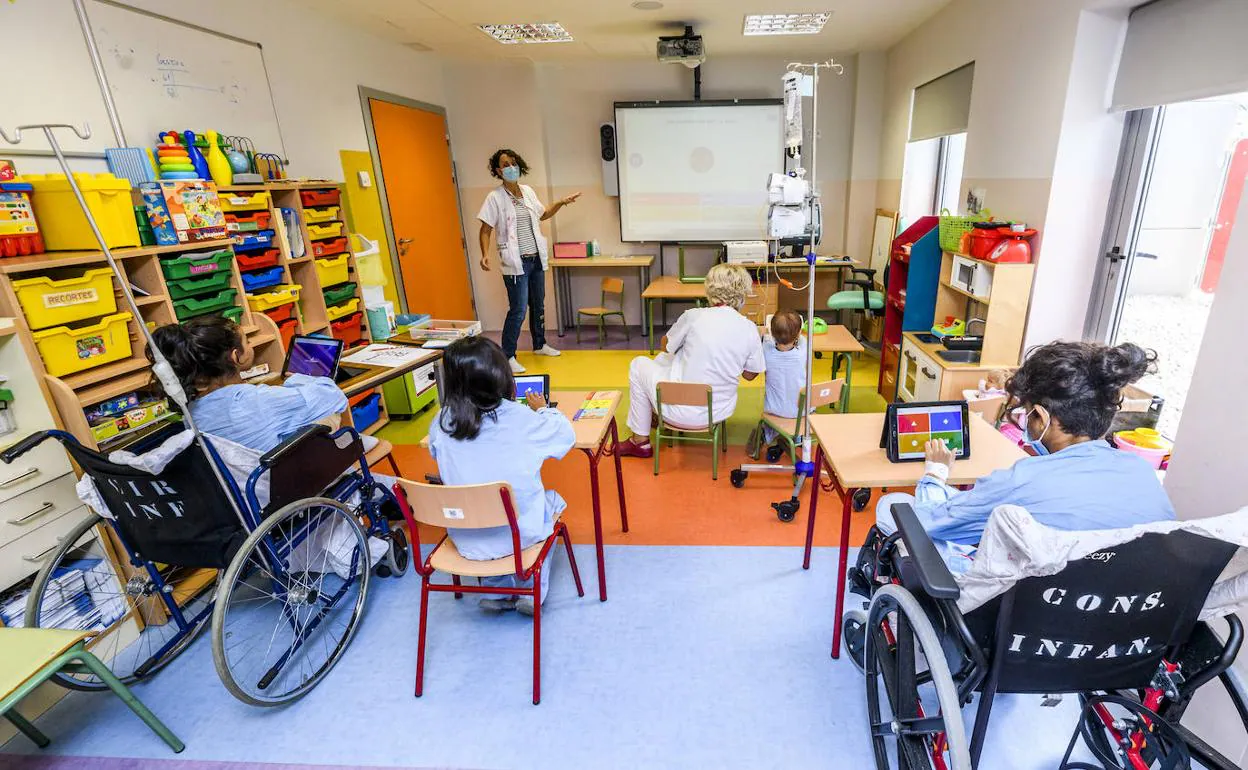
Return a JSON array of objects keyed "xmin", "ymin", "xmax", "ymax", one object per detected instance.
[
  {"xmin": 550, "ymin": 256, "xmax": 655, "ymax": 337},
  {"xmin": 642, "ymin": 276, "xmax": 707, "ymax": 353},
  {"xmin": 335, "ymin": 347, "xmax": 443, "ymax": 399},
  {"xmin": 419, "ymin": 389, "xmax": 628, "ymax": 602},
  {"xmin": 803, "ymin": 413, "xmax": 1025, "ymax": 658}
]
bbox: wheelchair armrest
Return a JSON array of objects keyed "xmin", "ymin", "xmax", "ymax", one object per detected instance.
[
  {"xmin": 259, "ymin": 424, "xmax": 331, "ymax": 467},
  {"xmin": 892, "ymin": 503, "xmax": 961, "ymax": 601},
  {"xmin": 1, "ymin": 431, "xmax": 51, "ymax": 464}
]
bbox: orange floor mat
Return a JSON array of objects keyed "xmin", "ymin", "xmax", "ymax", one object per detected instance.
[{"xmin": 383, "ymin": 442, "xmax": 882, "ymax": 549}]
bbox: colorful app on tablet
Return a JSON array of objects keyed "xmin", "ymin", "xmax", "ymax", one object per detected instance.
[{"xmin": 891, "ymin": 403, "xmax": 968, "ymax": 461}]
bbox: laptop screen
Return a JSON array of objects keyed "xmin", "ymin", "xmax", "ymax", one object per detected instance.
[{"xmin": 285, "ymin": 336, "xmax": 343, "ymax": 378}]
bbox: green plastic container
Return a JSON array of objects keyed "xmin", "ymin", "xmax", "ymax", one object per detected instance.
[
  {"xmin": 160, "ymin": 249, "xmax": 234, "ymax": 281},
  {"xmin": 166, "ymin": 270, "xmax": 233, "ymax": 300},
  {"xmin": 322, "ymin": 282, "xmax": 358, "ymax": 307},
  {"xmin": 183, "ymin": 305, "xmax": 244, "ymax": 326},
  {"xmin": 173, "ymin": 288, "xmax": 238, "ymax": 321}
]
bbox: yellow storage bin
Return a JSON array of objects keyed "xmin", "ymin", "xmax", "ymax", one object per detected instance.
[
  {"xmin": 33, "ymin": 312, "xmax": 134, "ymax": 377},
  {"xmin": 315, "ymin": 255, "xmax": 350, "ymax": 287},
  {"xmin": 325, "ymin": 297, "xmax": 360, "ymax": 322},
  {"xmin": 246, "ymin": 284, "xmax": 302, "ymax": 312},
  {"xmin": 13, "ymin": 268, "xmax": 117, "ymax": 330},
  {"xmin": 21, "ymin": 173, "xmax": 140, "ymax": 251},
  {"xmin": 304, "ymin": 206, "xmax": 340, "ymax": 224},
  {"xmin": 219, "ymin": 191, "xmax": 271, "ymax": 212},
  {"xmin": 307, "ymin": 222, "xmax": 344, "ymax": 240}
]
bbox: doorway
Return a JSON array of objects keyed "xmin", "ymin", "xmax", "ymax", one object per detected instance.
[
  {"xmin": 360, "ymin": 88, "xmax": 475, "ymax": 319},
  {"xmin": 1087, "ymin": 96, "xmax": 1248, "ymax": 437}
]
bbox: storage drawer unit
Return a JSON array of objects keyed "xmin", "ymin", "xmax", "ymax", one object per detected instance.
[
  {"xmin": 0, "ymin": 505, "xmax": 93, "ymax": 594},
  {"xmin": 0, "ymin": 473, "xmax": 82, "ymax": 549}
]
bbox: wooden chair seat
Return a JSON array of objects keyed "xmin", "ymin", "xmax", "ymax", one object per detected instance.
[
  {"xmin": 577, "ymin": 306, "xmax": 615, "ymax": 316},
  {"xmin": 429, "ymin": 537, "xmax": 547, "ymax": 577},
  {"xmin": 364, "ymin": 438, "xmax": 402, "ymax": 476},
  {"xmin": 0, "ymin": 629, "xmax": 90, "ymax": 702},
  {"xmin": 762, "ymin": 413, "xmax": 799, "ymax": 436}
]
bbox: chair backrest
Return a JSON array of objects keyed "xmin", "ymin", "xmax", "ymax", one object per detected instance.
[
  {"xmin": 65, "ymin": 425, "xmax": 246, "ymax": 569},
  {"xmin": 601, "ymin": 277, "xmax": 624, "ymax": 297},
  {"xmin": 393, "ymin": 478, "xmax": 518, "ymax": 530},
  {"xmin": 968, "ymin": 395, "xmax": 1006, "ymax": 425},
  {"xmin": 965, "ymin": 530, "xmax": 1239, "ymax": 694},
  {"xmin": 259, "ymin": 425, "xmax": 362, "ymax": 514},
  {"xmin": 803, "ymin": 379, "xmax": 845, "ymax": 411},
  {"xmin": 657, "ymin": 381, "xmax": 711, "ymax": 409}
]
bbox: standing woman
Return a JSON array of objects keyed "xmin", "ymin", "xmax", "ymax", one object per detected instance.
[{"xmin": 477, "ymin": 149, "xmax": 581, "ymax": 374}]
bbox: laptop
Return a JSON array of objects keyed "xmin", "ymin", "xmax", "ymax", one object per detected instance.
[
  {"xmin": 282, "ymin": 335, "xmax": 367, "ymax": 385},
  {"xmin": 514, "ymin": 374, "xmax": 555, "ymax": 408}
]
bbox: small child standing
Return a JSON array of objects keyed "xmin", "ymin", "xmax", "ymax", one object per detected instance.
[{"xmin": 759, "ymin": 310, "xmax": 807, "ymax": 453}]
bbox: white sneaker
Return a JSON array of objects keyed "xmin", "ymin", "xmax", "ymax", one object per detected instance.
[
  {"xmin": 509, "ymin": 357, "xmax": 526, "ymax": 374},
  {"xmin": 535, "ymin": 345, "xmax": 561, "ymax": 357}
]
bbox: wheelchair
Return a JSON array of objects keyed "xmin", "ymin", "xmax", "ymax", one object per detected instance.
[
  {"xmin": 2, "ymin": 421, "xmax": 407, "ymax": 706},
  {"xmin": 842, "ymin": 504, "xmax": 1248, "ymax": 769}
]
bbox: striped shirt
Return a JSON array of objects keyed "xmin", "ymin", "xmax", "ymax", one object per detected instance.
[{"xmin": 510, "ymin": 193, "xmax": 539, "ymax": 257}]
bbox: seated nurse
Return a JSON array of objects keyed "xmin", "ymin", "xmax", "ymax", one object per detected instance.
[
  {"xmin": 149, "ymin": 316, "xmax": 347, "ymax": 452},
  {"xmin": 426, "ymin": 335, "xmax": 575, "ymax": 616},
  {"xmin": 876, "ymin": 340, "xmax": 1175, "ymax": 574}
]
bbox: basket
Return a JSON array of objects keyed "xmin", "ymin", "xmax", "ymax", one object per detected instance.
[
  {"xmin": 173, "ymin": 288, "xmax": 238, "ymax": 321},
  {"xmin": 326, "ymin": 297, "xmax": 360, "ymax": 322},
  {"xmin": 307, "ymin": 222, "xmax": 344, "ymax": 240},
  {"xmin": 32, "ymin": 312, "xmax": 134, "ymax": 377},
  {"xmin": 331, "ymin": 311, "xmax": 364, "ymax": 348},
  {"xmin": 160, "ymin": 249, "xmax": 233, "ymax": 280},
  {"xmin": 303, "ymin": 206, "xmax": 340, "ymax": 224},
  {"xmin": 322, "ymin": 282, "xmax": 357, "ymax": 306},
  {"xmin": 315, "ymin": 254, "xmax": 351, "ymax": 287},
  {"xmin": 240, "ymin": 266, "xmax": 285, "ymax": 292},
  {"xmin": 219, "ymin": 191, "xmax": 271, "ymax": 212},
  {"xmin": 247, "ymin": 284, "xmax": 302, "ymax": 312},
  {"xmin": 166, "ymin": 270, "xmax": 234, "ymax": 300},
  {"xmin": 938, "ymin": 208, "xmax": 989, "ymax": 254},
  {"xmin": 13, "ymin": 268, "xmax": 118, "ymax": 330}
]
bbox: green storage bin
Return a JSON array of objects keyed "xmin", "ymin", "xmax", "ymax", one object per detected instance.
[
  {"xmin": 173, "ymin": 288, "xmax": 238, "ymax": 321},
  {"xmin": 184, "ymin": 305, "xmax": 244, "ymax": 326},
  {"xmin": 322, "ymin": 282, "xmax": 357, "ymax": 306},
  {"xmin": 160, "ymin": 249, "xmax": 234, "ymax": 281},
  {"xmin": 166, "ymin": 270, "xmax": 233, "ymax": 300}
]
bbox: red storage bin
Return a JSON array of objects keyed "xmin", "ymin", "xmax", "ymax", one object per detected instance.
[
  {"xmin": 263, "ymin": 302, "xmax": 296, "ymax": 325},
  {"xmin": 225, "ymin": 210, "xmax": 273, "ymax": 232},
  {"xmin": 300, "ymin": 189, "xmax": 340, "ymax": 208},
  {"xmin": 331, "ymin": 311, "xmax": 364, "ymax": 348},
  {"xmin": 311, "ymin": 236, "xmax": 348, "ymax": 257},
  {"xmin": 236, "ymin": 247, "xmax": 280, "ymax": 271},
  {"xmin": 0, "ymin": 232, "xmax": 45, "ymax": 257},
  {"xmin": 277, "ymin": 317, "xmax": 298, "ymax": 350}
]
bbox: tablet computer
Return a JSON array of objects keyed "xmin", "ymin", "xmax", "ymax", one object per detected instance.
[
  {"xmin": 883, "ymin": 400, "xmax": 972, "ymax": 463},
  {"xmin": 283, "ymin": 335, "xmax": 343, "ymax": 379},
  {"xmin": 514, "ymin": 374, "xmax": 551, "ymax": 403}
]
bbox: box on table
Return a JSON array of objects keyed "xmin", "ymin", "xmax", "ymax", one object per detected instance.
[
  {"xmin": 419, "ymin": 319, "xmax": 482, "ymax": 341},
  {"xmin": 725, "ymin": 241, "xmax": 768, "ymax": 263},
  {"xmin": 554, "ymin": 242, "xmax": 590, "ymax": 258},
  {"xmin": 140, "ymin": 181, "xmax": 228, "ymax": 246}
]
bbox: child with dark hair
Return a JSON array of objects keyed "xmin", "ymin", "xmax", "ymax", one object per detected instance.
[
  {"xmin": 148, "ymin": 316, "xmax": 346, "ymax": 452},
  {"xmin": 427, "ymin": 335, "xmax": 575, "ymax": 615},
  {"xmin": 874, "ymin": 340, "xmax": 1175, "ymax": 574}
]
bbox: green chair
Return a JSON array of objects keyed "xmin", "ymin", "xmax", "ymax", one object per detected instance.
[
  {"xmin": 747, "ymin": 378, "xmax": 846, "ymax": 462},
  {"xmin": 827, "ymin": 267, "xmax": 885, "ymax": 341},
  {"xmin": 577, "ymin": 277, "xmax": 629, "ymax": 348},
  {"xmin": 653, "ymin": 381, "xmax": 727, "ymax": 480},
  {"xmin": 1, "ymin": 628, "xmax": 183, "ymax": 753}
]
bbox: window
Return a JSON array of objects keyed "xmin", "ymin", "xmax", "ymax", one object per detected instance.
[{"xmin": 899, "ymin": 132, "xmax": 967, "ymax": 225}]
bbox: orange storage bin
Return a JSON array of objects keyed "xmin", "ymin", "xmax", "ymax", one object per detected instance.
[
  {"xmin": 311, "ymin": 236, "xmax": 348, "ymax": 258},
  {"xmin": 225, "ymin": 210, "xmax": 272, "ymax": 233},
  {"xmin": 300, "ymin": 189, "xmax": 340, "ymax": 208},
  {"xmin": 263, "ymin": 302, "xmax": 297, "ymax": 325},
  {"xmin": 235, "ymin": 248, "xmax": 280, "ymax": 271},
  {"xmin": 331, "ymin": 311, "xmax": 364, "ymax": 348},
  {"xmin": 277, "ymin": 317, "xmax": 299, "ymax": 350}
]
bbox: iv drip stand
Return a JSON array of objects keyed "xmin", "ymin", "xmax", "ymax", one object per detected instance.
[{"xmin": 730, "ymin": 59, "xmax": 844, "ymax": 522}]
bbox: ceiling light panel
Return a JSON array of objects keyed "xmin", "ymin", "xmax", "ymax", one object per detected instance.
[
  {"xmin": 743, "ymin": 12, "xmax": 831, "ymax": 36},
  {"xmin": 478, "ymin": 23, "xmax": 573, "ymax": 44}
]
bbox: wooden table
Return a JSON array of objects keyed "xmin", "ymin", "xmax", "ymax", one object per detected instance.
[
  {"xmin": 803, "ymin": 412, "xmax": 1026, "ymax": 658},
  {"xmin": 549, "ymin": 256, "xmax": 655, "ymax": 337},
  {"xmin": 419, "ymin": 389, "xmax": 628, "ymax": 602},
  {"xmin": 642, "ymin": 276, "xmax": 707, "ymax": 354},
  {"xmin": 335, "ymin": 346, "xmax": 443, "ymax": 399}
]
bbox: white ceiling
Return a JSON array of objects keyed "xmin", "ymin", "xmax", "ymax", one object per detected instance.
[{"xmin": 300, "ymin": 0, "xmax": 953, "ymax": 61}]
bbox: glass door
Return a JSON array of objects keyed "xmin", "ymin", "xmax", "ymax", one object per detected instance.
[{"xmin": 1086, "ymin": 96, "xmax": 1248, "ymax": 436}]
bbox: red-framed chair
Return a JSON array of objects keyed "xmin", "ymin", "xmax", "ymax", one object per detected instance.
[{"xmin": 392, "ymin": 479, "xmax": 583, "ymax": 704}]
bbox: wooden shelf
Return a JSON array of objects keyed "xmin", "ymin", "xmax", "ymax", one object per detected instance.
[
  {"xmin": 940, "ymin": 280, "xmax": 990, "ymax": 303},
  {"xmin": 61, "ymin": 355, "xmax": 150, "ymax": 392},
  {"xmin": 134, "ymin": 295, "xmax": 166, "ymax": 307},
  {"xmin": 0, "ymin": 239, "xmax": 240, "ymax": 274},
  {"xmin": 303, "ymin": 322, "xmax": 328, "ymax": 333},
  {"xmin": 944, "ymin": 251, "xmax": 1032, "ymax": 268},
  {"xmin": 74, "ymin": 369, "xmax": 153, "ymax": 407},
  {"xmin": 0, "ymin": 319, "xmax": 17, "ymax": 337},
  {"xmin": 362, "ymin": 415, "xmax": 390, "ymax": 436},
  {"xmin": 250, "ymin": 333, "xmax": 277, "ymax": 346},
  {"xmin": 288, "ymin": 256, "xmax": 313, "ymax": 265},
  {"xmin": 241, "ymin": 324, "xmax": 259, "ymax": 335}
]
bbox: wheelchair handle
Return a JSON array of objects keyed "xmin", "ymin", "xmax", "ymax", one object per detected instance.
[
  {"xmin": 1, "ymin": 431, "xmax": 51, "ymax": 465},
  {"xmin": 259, "ymin": 424, "xmax": 331, "ymax": 467}
]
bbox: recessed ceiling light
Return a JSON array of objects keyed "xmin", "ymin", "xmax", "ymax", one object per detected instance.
[
  {"xmin": 632, "ymin": 1, "xmax": 664, "ymax": 9},
  {"xmin": 478, "ymin": 23, "xmax": 573, "ymax": 45},
  {"xmin": 743, "ymin": 12, "xmax": 832, "ymax": 36}
]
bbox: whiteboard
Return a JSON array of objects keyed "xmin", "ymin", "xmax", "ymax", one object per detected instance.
[
  {"xmin": 869, "ymin": 210, "xmax": 899, "ymax": 281},
  {"xmin": 0, "ymin": 0, "xmax": 115, "ymax": 154},
  {"xmin": 86, "ymin": 0, "xmax": 285, "ymax": 156}
]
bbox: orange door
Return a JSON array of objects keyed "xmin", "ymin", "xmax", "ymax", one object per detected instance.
[{"xmin": 369, "ymin": 98, "xmax": 474, "ymax": 318}]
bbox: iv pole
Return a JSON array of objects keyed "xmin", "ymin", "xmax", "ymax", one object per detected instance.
[{"xmin": 732, "ymin": 59, "xmax": 844, "ymax": 521}]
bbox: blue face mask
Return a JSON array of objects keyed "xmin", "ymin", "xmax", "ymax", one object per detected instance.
[
  {"xmin": 1023, "ymin": 406, "xmax": 1051, "ymax": 456},
  {"xmin": 501, "ymin": 165, "xmax": 521, "ymax": 182}
]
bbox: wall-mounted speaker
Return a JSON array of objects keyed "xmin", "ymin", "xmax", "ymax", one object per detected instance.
[{"xmin": 600, "ymin": 123, "xmax": 619, "ymax": 197}]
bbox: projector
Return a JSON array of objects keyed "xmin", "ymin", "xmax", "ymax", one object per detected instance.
[{"xmin": 657, "ymin": 29, "xmax": 705, "ymax": 69}]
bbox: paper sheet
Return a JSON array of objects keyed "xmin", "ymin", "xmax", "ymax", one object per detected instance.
[{"xmin": 341, "ymin": 344, "xmax": 436, "ymax": 368}]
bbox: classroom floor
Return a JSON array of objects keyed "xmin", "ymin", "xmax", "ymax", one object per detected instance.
[{"xmin": 1, "ymin": 346, "xmax": 1099, "ymax": 769}]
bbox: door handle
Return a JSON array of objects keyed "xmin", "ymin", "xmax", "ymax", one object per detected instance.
[
  {"xmin": 1134, "ymin": 251, "xmax": 1159, "ymax": 260},
  {"xmin": 398, "ymin": 237, "xmax": 412, "ymax": 257},
  {"xmin": 921, "ymin": 367, "xmax": 936, "ymax": 379}
]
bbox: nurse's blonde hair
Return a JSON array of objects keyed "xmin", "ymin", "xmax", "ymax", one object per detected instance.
[{"xmin": 704, "ymin": 263, "xmax": 752, "ymax": 311}]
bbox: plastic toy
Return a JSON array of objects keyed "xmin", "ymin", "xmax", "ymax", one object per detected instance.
[
  {"xmin": 156, "ymin": 135, "xmax": 196, "ymax": 180},
  {"xmin": 204, "ymin": 130, "xmax": 233, "ymax": 186},
  {"xmin": 140, "ymin": 180, "xmax": 227, "ymax": 245},
  {"xmin": 227, "ymin": 150, "xmax": 249, "ymax": 174},
  {"xmin": 183, "ymin": 130, "xmax": 211, "ymax": 180},
  {"xmin": 802, "ymin": 317, "xmax": 828, "ymax": 334},
  {"xmin": 931, "ymin": 315, "xmax": 966, "ymax": 338}
]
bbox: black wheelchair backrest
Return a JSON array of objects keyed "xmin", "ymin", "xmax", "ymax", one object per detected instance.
[
  {"xmin": 967, "ymin": 529, "xmax": 1238, "ymax": 694},
  {"xmin": 260, "ymin": 424, "xmax": 363, "ymax": 515},
  {"xmin": 66, "ymin": 426, "xmax": 246, "ymax": 569}
]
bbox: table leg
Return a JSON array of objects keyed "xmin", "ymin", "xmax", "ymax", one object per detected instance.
[
  {"xmin": 553, "ymin": 267, "xmax": 565, "ymax": 337},
  {"xmin": 803, "ymin": 443, "xmax": 824, "ymax": 570},
  {"xmin": 609, "ymin": 417, "xmax": 629, "ymax": 533},
  {"xmin": 581, "ymin": 446, "xmax": 608, "ymax": 602},
  {"xmin": 647, "ymin": 297, "xmax": 655, "ymax": 355},
  {"xmin": 638, "ymin": 267, "xmax": 647, "ymax": 338},
  {"xmin": 831, "ymin": 482, "xmax": 855, "ymax": 660},
  {"xmin": 833, "ymin": 353, "xmax": 854, "ymax": 413}
]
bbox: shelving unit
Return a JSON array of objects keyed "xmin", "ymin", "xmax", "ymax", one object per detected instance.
[
  {"xmin": 933, "ymin": 251, "xmax": 1035, "ymax": 367},
  {"xmin": 877, "ymin": 216, "xmax": 940, "ymax": 402}
]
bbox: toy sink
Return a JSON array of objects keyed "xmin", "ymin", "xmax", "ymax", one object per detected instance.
[{"xmin": 942, "ymin": 336, "xmax": 984, "ymax": 351}]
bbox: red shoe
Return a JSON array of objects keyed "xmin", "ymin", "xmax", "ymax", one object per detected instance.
[{"xmin": 615, "ymin": 440, "xmax": 653, "ymax": 459}]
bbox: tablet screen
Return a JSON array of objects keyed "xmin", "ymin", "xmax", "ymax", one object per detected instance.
[
  {"xmin": 894, "ymin": 403, "xmax": 966, "ymax": 460},
  {"xmin": 286, "ymin": 336, "xmax": 342, "ymax": 378},
  {"xmin": 514, "ymin": 375, "xmax": 547, "ymax": 401}
]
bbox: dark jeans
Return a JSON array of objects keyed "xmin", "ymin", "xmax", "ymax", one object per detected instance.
[{"xmin": 501, "ymin": 255, "xmax": 546, "ymax": 358}]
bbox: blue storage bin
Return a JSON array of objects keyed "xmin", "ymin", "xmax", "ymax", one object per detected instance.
[
  {"xmin": 236, "ymin": 230, "xmax": 275, "ymax": 250},
  {"xmin": 240, "ymin": 265, "xmax": 284, "ymax": 292},
  {"xmin": 351, "ymin": 393, "xmax": 383, "ymax": 431}
]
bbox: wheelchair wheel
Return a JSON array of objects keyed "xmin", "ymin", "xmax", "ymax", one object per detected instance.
[
  {"xmin": 864, "ymin": 584, "xmax": 971, "ymax": 770},
  {"xmin": 375, "ymin": 526, "xmax": 409, "ymax": 579},
  {"xmin": 212, "ymin": 497, "xmax": 371, "ymax": 706},
  {"xmin": 24, "ymin": 514, "xmax": 214, "ymax": 691},
  {"xmin": 843, "ymin": 608, "xmax": 869, "ymax": 675},
  {"xmin": 730, "ymin": 469, "xmax": 748, "ymax": 489}
]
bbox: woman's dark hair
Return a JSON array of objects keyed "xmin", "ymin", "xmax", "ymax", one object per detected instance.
[
  {"xmin": 1005, "ymin": 341, "xmax": 1156, "ymax": 439},
  {"xmin": 438, "ymin": 336, "xmax": 514, "ymax": 440},
  {"xmin": 488, "ymin": 148, "xmax": 529, "ymax": 180},
  {"xmin": 147, "ymin": 316, "xmax": 244, "ymax": 401}
]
